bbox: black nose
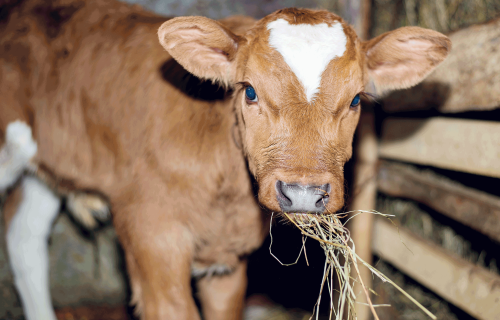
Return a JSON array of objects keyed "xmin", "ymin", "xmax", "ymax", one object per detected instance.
[{"xmin": 276, "ymin": 181, "xmax": 331, "ymax": 213}]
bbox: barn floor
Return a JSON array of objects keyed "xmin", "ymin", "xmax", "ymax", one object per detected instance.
[
  {"xmin": 53, "ymin": 295, "xmax": 315, "ymax": 320},
  {"xmin": 55, "ymin": 305, "xmax": 129, "ymax": 320},
  {"xmin": 52, "ymin": 276, "xmax": 472, "ymax": 320}
]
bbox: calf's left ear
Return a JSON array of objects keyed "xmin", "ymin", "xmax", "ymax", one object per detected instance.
[
  {"xmin": 158, "ymin": 17, "xmax": 242, "ymax": 86},
  {"xmin": 363, "ymin": 27, "xmax": 451, "ymax": 94}
]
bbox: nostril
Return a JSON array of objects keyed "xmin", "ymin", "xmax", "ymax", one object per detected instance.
[
  {"xmin": 276, "ymin": 180, "xmax": 292, "ymax": 206},
  {"xmin": 315, "ymin": 196, "xmax": 328, "ymax": 208},
  {"xmin": 315, "ymin": 183, "xmax": 331, "ymax": 208}
]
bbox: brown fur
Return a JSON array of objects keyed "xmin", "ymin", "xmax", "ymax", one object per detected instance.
[
  {"xmin": 1, "ymin": 1, "xmax": 450, "ymax": 319},
  {"xmin": 197, "ymin": 260, "xmax": 248, "ymax": 320}
]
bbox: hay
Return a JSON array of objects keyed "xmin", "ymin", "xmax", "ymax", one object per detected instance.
[
  {"xmin": 372, "ymin": 0, "xmax": 500, "ymax": 37},
  {"xmin": 270, "ymin": 210, "xmax": 437, "ymax": 320}
]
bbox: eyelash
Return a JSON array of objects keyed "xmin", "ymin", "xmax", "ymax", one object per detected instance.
[
  {"xmin": 349, "ymin": 91, "xmax": 378, "ymax": 110},
  {"xmin": 360, "ymin": 91, "xmax": 378, "ymax": 103}
]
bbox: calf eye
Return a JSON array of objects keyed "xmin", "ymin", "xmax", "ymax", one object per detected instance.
[
  {"xmin": 245, "ymin": 86, "xmax": 258, "ymax": 103},
  {"xmin": 350, "ymin": 94, "xmax": 360, "ymax": 108}
]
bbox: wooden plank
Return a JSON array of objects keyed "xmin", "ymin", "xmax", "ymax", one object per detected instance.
[
  {"xmin": 372, "ymin": 218, "xmax": 500, "ymax": 320},
  {"xmin": 382, "ymin": 17, "xmax": 500, "ymax": 113},
  {"xmin": 377, "ymin": 160, "xmax": 500, "ymax": 242},
  {"xmin": 379, "ymin": 117, "xmax": 500, "ymax": 178}
]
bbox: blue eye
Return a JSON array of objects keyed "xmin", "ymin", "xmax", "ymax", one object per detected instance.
[
  {"xmin": 350, "ymin": 94, "xmax": 360, "ymax": 107},
  {"xmin": 245, "ymin": 86, "xmax": 258, "ymax": 102}
]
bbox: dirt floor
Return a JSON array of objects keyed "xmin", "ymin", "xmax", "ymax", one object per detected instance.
[
  {"xmin": 55, "ymin": 305, "xmax": 130, "ymax": 320},
  {"xmin": 53, "ymin": 296, "xmax": 315, "ymax": 320}
]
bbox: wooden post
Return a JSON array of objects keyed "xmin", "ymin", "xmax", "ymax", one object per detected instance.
[
  {"xmin": 349, "ymin": 110, "xmax": 378, "ymax": 320},
  {"xmin": 336, "ymin": 2, "xmax": 376, "ymax": 320}
]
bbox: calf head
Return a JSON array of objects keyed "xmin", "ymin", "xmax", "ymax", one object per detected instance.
[{"xmin": 158, "ymin": 8, "xmax": 450, "ymax": 214}]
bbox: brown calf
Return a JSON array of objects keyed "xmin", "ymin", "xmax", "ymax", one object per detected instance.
[{"xmin": 0, "ymin": 0, "xmax": 450, "ymax": 319}]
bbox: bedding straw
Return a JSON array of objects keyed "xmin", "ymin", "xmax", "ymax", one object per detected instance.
[{"xmin": 270, "ymin": 209, "xmax": 437, "ymax": 320}]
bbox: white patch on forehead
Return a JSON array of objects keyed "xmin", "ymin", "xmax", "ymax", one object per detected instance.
[{"xmin": 267, "ymin": 18, "xmax": 347, "ymax": 102}]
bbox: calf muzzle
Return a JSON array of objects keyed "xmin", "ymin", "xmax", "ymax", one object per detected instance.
[{"xmin": 276, "ymin": 181, "xmax": 330, "ymax": 213}]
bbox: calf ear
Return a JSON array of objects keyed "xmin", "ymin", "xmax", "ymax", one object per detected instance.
[
  {"xmin": 158, "ymin": 17, "xmax": 242, "ymax": 86},
  {"xmin": 363, "ymin": 27, "xmax": 451, "ymax": 94}
]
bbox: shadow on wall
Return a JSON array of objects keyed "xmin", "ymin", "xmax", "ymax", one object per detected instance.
[{"xmin": 382, "ymin": 81, "xmax": 452, "ymax": 114}]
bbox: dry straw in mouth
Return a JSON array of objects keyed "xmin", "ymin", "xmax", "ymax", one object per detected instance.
[{"xmin": 270, "ymin": 210, "xmax": 437, "ymax": 320}]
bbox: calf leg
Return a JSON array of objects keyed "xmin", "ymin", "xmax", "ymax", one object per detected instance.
[
  {"xmin": 197, "ymin": 260, "xmax": 248, "ymax": 320},
  {"xmin": 5, "ymin": 177, "xmax": 60, "ymax": 320},
  {"xmin": 113, "ymin": 197, "xmax": 200, "ymax": 320},
  {"xmin": 0, "ymin": 120, "xmax": 58, "ymax": 320},
  {"xmin": 0, "ymin": 121, "xmax": 37, "ymax": 191}
]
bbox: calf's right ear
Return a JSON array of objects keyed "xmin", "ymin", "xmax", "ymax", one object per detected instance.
[{"xmin": 158, "ymin": 17, "xmax": 242, "ymax": 86}]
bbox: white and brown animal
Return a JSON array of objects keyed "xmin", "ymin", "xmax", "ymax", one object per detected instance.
[{"xmin": 0, "ymin": 0, "xmax": 450, "ymax": 319}]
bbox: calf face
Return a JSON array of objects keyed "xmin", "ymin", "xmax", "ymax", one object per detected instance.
[{"xmin": 159, "ymin": 8, "xmax": 450, "ymax": 214}]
